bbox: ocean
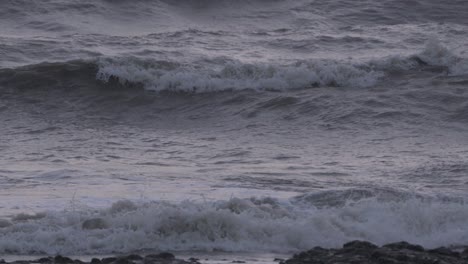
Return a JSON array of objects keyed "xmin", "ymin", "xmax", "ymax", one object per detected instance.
[{"xmin": 1, "ymin": 0, "xmax": 468, "ymax": 257}]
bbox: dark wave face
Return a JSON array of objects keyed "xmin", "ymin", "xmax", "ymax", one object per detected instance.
[
  {"xmin": 1, "ymin": 0, "xmax": 468, "ymax": 256},
  {"xmin": 1, "ymin": 49, "xmax": 467, "ymax": 129}
]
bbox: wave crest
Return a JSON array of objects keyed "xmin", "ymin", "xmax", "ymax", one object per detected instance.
[
  {"xmin": 96, "ymin": 58, "xmax": 382, "ymax": 92},
  {"xmin": 0, "ymin": 41, "xmax": 466, "ymax": 94},
  {"xmin": 96, "ymin": 41, "xmax": 467, "ymax": 93}
]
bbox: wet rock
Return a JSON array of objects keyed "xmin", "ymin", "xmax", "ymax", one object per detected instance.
[
  {"xmin": 11, "ymin": 261, "xmax": 30, "ymax": 264},
  {"xmin": 283, "ymin": 241, "xmax": 468, "ymax": 264},
  {"xmin": 145, "ymin": 253, "xmax": 175, "ymax": 260},
  {"xmin": 90, "ymin": 259, "xmax": 101, "ymax": 264},
  {"xmin": 4, "ymin": 245, "xmax": 467, "ymax": 264},
  {"xmin": 36, "ymin": 257, "xmax": 53, "ymax": 263},
  {"xmin": 54, "ymin": 256, "xmax": 74, "ymax": 264},
  {"xmin": 383, "ymin": 241, "xmax": 424, "ymax": 252},
  {"xmin": 123, "ymin": 255, "xmax": 142, "ymax": 261},
  {"xmin": 344, "ymin": 240, "xmax": 378, "ymax": 250},
  {"xmin": 114, "ymin": 259, "xmax": 132, "ymax": 264},
  {"xmin": 0, "ymin": 254, "xmax": 192, "ymax": 264},
  {"xmin": 339, "ymin": 240, "xmax": 379, "ymax": 257},
  {"xmin": 292, "ymin": 246, "xmax": 328, "ymax": 263},
  {"xmin": 144, "ymin": 253, "xmax": 178, "ymax": 264},
  {"xmin": 156, "ymin": 253, "xmax": 174, "ymax": 260},
  {"xmin": 101, "ymin": 258, "xmax": 117, "ymax": 264},
  {"xmin": 428, "ymin": 247, "xmax": 459, "ymax": 257}
]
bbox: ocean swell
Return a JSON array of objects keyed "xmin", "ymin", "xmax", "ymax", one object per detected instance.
[
  {"xmin": 0, "ymin": 41, "xmax": 465, "ymax": 94},
  {"xmin": 96, "ymin": 40, "xmax": 468, "ymax": 92}
]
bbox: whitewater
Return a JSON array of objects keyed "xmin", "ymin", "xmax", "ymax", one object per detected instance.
[{"xmin": 1, "ymin": 0, "xmax": 468, "ymax": 257}]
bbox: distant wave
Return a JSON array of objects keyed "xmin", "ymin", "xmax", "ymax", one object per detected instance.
[
  {"xmin": 2, "ymin": 0, "xmax": 467, "ymax": 28},
  {"xmin": 0, "ymin": 41, "xmax": 466, "ymax": 93},
  {"xmin": 96, "ymin": 58, "xmax": 384, "ymax": 92},
  {"xmin": 0, "ymin": 190, "xmax": 467, "ymax": 255}
]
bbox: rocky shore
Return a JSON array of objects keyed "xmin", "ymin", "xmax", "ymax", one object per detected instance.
[
  {"xmin": 2, "ymin": 241, "xmax": 468, "ymax": 264},
  {"xmin": 283, "ymin": 241, "xmax": 468, "ymax": 264},
  {"xmin": 0, "ymin": 253, "xmax": 191, "ymax": 264}
]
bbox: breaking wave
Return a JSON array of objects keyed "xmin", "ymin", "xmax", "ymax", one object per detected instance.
[
  {"xmin": 0, "ymin": 190, "xmax": 467, "ymax": 255},
  {"xmin": 96, "ymin": 58, "xmax": 383, "ymax": 92},
  {"xmin": 0, "ymin": 41, "xmax": 465, "ymax": 94}
]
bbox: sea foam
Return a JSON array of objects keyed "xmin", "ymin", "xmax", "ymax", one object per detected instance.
[
  {"xmin": 96, "ymin": 41, "xmax": 467, "ymax": 93},
  {"xmin": 1, "ymin": 192, "xmax": 468, "ymax": 255},
  {"xmin": 96, "ymin": 58, "xmax": 382, "ymax": 92}
]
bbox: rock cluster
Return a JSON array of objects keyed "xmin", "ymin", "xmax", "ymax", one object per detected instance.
[
  {"xmin": 1, "ymin": 253, "xmax": 198, "ymax": 264},
  {"xmin": 282, "ymin": 241, "xmax": 468, "ymax": 264},
  {"xmin": 2, "ymin": 241, "xmax": 468, "ymax": 264}
]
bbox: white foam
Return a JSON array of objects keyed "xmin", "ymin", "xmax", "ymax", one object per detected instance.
[
  {"xmin": 96, "ymin": 40, "xmax": 468, "ymax": 93},
  {"xmin": 1, "ymin": 195, "xmax": 468, "ymax": 255},
  {"xmin": 96, "ymin": 58, "xmax": 383, "ymax": 92}
]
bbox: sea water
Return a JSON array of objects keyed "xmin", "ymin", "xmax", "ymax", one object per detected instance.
[{"xmin": 0, "ymin": 0, "xmax": 468, "ymax": 256}]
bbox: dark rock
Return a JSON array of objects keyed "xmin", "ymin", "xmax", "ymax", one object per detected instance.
[
  {"xmin": 156, "ymin": 253, "xmax": 175, "ymax": 260},
  {"xmin": 102, "ymin": 258, "xmax": 117, "ymax": 264},
  {"xmin": 307, "ymin": 246, "xmax": 328, "ymax": 254},
  {"xmin": 428, "ymin": 247, "xmax": 459, "ymax": 257},
  {"xmin": 145, "ymin": 253, "xmax": 175, "ymax": 260},
  {"xmin": 90, "ymin": 258, "xmax": 102, "ymax": 264},
  {"xmin": 11, "ymin": 261, "xmax": 31, "ymax": 264},
  {"xmin": 36, "ymin": 257, "xmax": 53, "ymax": 263},
  {"xmin": 144, "ymin": 253, "xmax": 178, "ymax": 264},
  {"xmin": 0, "ymin": 254, "xmax": 192, "ymax": 264},
  {"xmin": 54, "ymin": 256, "xmax": 74, "ymax": 264},
  {"xmin": 273, "ymin": 258, "xmax": 284, "ymax": 262},
  {"xmin": 338, "ymin": 241, "xmax": 379, "ymax": 258},
  {"xmin": 3, "ymin": 244, "xmax": 467, "ymax": 264},
  {"xmin": 343, "ymin": 240, "xmax": 378, "ymax": 250},
  {"xmin": 114, "ymin": 258, "xmax": 132, "ymax": 264},
  {"xmin": 383, "ymin": 241, "xmax": 425, "ymax": 252},
  {"xmin": 123, "ymin": 255, "xmax": 143, "ymax": 261},
  {"xmin": 284, "ymin": 241, "xmax": 467, "ymax": 264},
  {"xmin": 394, "ymin": 253, "xmax": 410, "ymax": 261},
  {"xmin": 292, "ymin": 246, "xmax": 329, "ymax": 261},
  {"xmin": 462, "ymin": 247, "xmax": 468, "ymax": 257}
]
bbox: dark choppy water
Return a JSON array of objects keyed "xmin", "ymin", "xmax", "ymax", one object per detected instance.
[{"xmin": 1, "ymin": 0, "xmax": 468, "ymax": 255}]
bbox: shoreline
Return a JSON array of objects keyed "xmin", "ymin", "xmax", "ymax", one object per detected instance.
[{"xmin": 2, "ymin": 241, "xmax": 468, "ymax": 264}]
